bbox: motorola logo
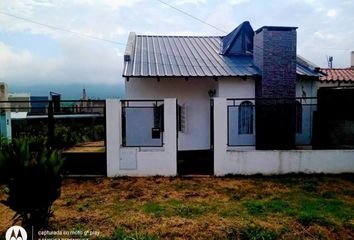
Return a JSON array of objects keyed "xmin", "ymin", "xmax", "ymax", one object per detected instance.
[{"xmin": 5, "ymin": 226, "xmax": 27, "ymax": 240}]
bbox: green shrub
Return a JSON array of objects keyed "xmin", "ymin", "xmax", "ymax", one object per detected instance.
[
  {"xmin": 0, "ymin": 138, "xmax": 64, "ymax": 229},
  {"xmin": 52, "ymin": 123, "xmax": 105, "ymax": 149}
]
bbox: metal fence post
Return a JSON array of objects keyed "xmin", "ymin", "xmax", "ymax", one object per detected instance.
[{"xmin": 47, "ymin": 100, "xmax": 54, "ymax": 149}]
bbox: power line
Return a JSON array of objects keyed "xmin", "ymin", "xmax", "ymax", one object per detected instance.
[
  {"xmin": 0, "ymin": 10, "xmax": 351, "ymax": 52},
  {"xmin": 299, "ymin": 46, "xmax": 351, "ymax": 51},
  {"xmin": 156, "ymin": 0, "xmax": 228, "ymax": 34},
  {"xmin": 0, "ymin": 11, "xmax": 127, "ymax": 46}
]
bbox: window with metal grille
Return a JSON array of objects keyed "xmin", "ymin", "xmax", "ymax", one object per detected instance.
[
  {"xmin": 153, "ymin": 104, "xmax": 164, "ymax": 131},
  {"xmin": 295, "ymin": 101, "xmax": 302, "ymax": 133},
  {"xmin": 177, "ymin": 104, "xmax": 186, "ymax": 132},
  {"xmin": 238, "ymin": 101, "xmax": 253, "ymax": 134}
]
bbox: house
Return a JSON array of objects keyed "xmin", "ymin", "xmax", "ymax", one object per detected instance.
[
  {"xmin": 0, "ymin": 82, "xmax": 11, "ymax": 139},
  {"xmin": 30, "ymin": 96, "xmax": 49, "ymax": 114},
  {"xmin": 311, "ymin": 52, "xmax": 354, "ymax": 149},
  {"xmin": 8, "ymin": 92, "xmax": 31, "ymax": 112},
  {"xmin": 123, "ymin": 21, "xmax": 320, "ymax": 151},
  {"xmin": 104, "ymin": 21, "xmax": 354, "ymax": 176},
  {"xmin": 319, "ymin": 52, "xmax": 354, "ymax": 87}
]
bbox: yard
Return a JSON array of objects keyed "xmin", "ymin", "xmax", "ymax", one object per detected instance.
[{"xmin": 1, "ymin": 175, "xmax": 354, "ymax": 239}]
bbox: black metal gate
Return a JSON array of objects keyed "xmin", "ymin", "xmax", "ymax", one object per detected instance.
[{"xmin": 176, "ymin": 99, "xmax": 214, "ymax": 175}]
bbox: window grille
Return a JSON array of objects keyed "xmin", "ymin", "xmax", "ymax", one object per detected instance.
[{"xmin": 238, "ymin": 101, "xmax": 254, "ymax": 134}]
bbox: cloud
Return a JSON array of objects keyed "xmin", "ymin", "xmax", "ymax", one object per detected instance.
[
  {"xmin": 1, "ymin": 0, "xmax": 354, "ymax": 89},
  {"xmin": 228, "ymin": 0, "xmax": 249, "ymax": 5},
  {"xmin": 313, "ymin": 30, "xmax": 340, "ymax": 41},
  {"xmin": 326, "ymin": 9, "xmax": 338, "ymax": 18},
  {"xmin": 0, "ymin": 41, "xmax": 123, "ymax": 85},
  {"xmin": 0, "ymin": 42, "xmax": 61, "ymax": 83},
  {"xmin": 174, "ymin": 0, "xmax": 206, "ymax": 5},
  {"xmin": 113, "ymin": 26, "xmax": 127, "ymax": 35},
  {"xmin": 165, "ymin": 31, "xmax": 207, "ymax": 36},
  {"xmin": 0, "ymin": 0, "xmax": 133, "ymax": 41},
  {"xmin": 70, "ymin": 0, "xmax": 144, "ymax": 9}
]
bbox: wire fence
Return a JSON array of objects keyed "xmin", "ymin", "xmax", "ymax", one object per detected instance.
[{"xmin": 0, "ymin": 100, "xmax": 106, "ymax": 152}]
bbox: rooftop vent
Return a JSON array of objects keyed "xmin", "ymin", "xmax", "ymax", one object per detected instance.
[
  {"xmin": 221, "ymin": 21, "xmax": 254, "ymax": 56},
  {"xmin": 124, "ymin": 32, "xmax": 136, "ymax": 62}
]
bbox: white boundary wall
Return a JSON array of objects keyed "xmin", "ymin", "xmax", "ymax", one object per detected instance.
[
  {"xmin": 213, "ymin": 97, "xmax": 354, "ymax": 176},
  {"xmin": 106, "ymin": 98, "xmax": 177, "ymax": 177}
]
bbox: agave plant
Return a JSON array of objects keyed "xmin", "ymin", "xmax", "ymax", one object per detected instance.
[{"xmin": 0, "ymin": 138, "xmax": 63, "ymax": 229}]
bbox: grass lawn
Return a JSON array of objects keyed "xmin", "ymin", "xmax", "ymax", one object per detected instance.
[{"xmin": 1, "ymin": 175, "xmax": 354, "ymax": 239}]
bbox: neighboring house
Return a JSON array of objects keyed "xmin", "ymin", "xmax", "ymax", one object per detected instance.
[
  {"xmin": 8, "ymin": 92, "xmax": 31, "ymax": 112},
  {"xmin": 319, "ymin": 53, "xmax": 354, "ymax": 87},
  {"xmin": 0, "ymin": 82, "xmax": 11, "ymax": 139},
  {"xmin": 123, "ymin": 21, "xmax": 320, "ymax": 151},
  {"xmin": 30, "ymin": 96, "xmax": 49, "ymax": 114}
]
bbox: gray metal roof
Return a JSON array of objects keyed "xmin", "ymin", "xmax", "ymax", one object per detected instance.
[
  {"xmin": 296, "ymin": 55, "xmax": 322, "ymax": 77},
  {"xmin": 296, "ymin": 63, "xmax": 320, "ymax": 77},
  {"xmin": 123, "ymin": 33, "xmax": 320, "ymax": 78}
]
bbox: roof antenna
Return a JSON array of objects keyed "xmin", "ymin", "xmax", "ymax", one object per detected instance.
[{"xmin": 327, "ymin": 56, "xmax": 333, "ymax": 69}]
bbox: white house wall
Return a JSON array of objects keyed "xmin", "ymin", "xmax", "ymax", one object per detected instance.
[
  {"xmin": 217, "ymin": 77, "xmax": 317, "ymax": 147},
  {"xmin": 217, "ymin": 77, "xmax": 255, "ymax": 98},
  {"xmin": 106, "ymin": 99, "xmax": 122, "ymax": 177},
  {"xmin": 217, "ymin": 77, "xmax": 317, "ymax": 99},
  {"xmin": 125, "ymin": 77, "xmax": 217, "ymax": 151},
  {"xmin": 296, "ymin": 78, "xmax": 317, "ymax": 98},
  {"xmin": 106, "ymin": 98, "xmax": 177, "ymax": 176},
  {"xmin": 126, "ymin": 77, "xmax": 323, "ymax": 150},
  {"xmin": 213, "ymin": 97, "xmax": 354, "ymax": 175},
  {"xmin": 216, "ymin": 149, "xmax": 354, "ymax": 175}
]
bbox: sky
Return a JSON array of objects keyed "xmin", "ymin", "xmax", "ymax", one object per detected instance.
[{"xmin": 0, "ymin": 0, "xmax": 353, "ymax": 89}]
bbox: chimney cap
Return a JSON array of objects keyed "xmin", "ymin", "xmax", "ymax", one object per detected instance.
[
  {"xmin": 124, "ymin": 32, "xmax": 136, "ymax": 62},
  {"xmin": 255, "ymin": 26, "xmax": 297, "ymax": 34}
]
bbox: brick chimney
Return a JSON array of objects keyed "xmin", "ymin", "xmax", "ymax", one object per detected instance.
[{"xmin": 253, "ymin": 26, "xmax": 297, "ymax": 149}]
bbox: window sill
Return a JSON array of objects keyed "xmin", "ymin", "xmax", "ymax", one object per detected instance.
[
  {"xmin": 121, "ymin": 146, "xmax": 165, "ymax": 152},
  {"xmin": 227, "ymin": 146, "xmax": 256, "ymax": 151}
]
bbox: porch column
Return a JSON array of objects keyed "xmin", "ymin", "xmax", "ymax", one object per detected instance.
[
  {"xmin": 213, "ymin": 97, "xmax": 227, "ymax": 176},
  {"xmin": 106, "ymin": 99, "xmax": 121, "ymax": 177}
]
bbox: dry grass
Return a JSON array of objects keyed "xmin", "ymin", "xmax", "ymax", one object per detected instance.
[
  {"xmin": 1, "ymin": 175, "xmax": 354, "ymax": 239},
  {"xmin": 64, "ymin": 141, "xmax": 105, "ymax": 153}
]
